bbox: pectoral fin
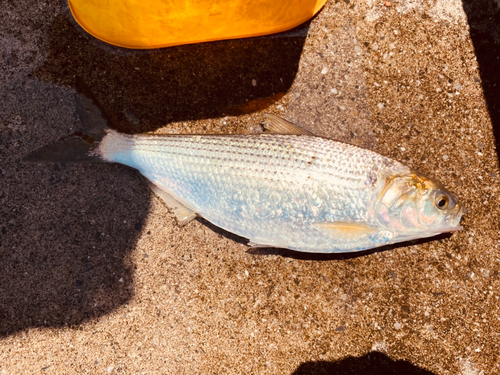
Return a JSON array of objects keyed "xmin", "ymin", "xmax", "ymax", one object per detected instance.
[
  {"xmin": 263, "ymin": 114, "xmax": 313, "ymax": 135},
  {"xmin": 147, "ymin": 182, "xmax": 197, "ymax": 226},
  {"xmin": 313, "ymin": 222, "xmax": 378, "ymax": 241}
]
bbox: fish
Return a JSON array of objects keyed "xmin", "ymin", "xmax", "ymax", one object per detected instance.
[{"xmin": 26, "ymin": 93, "xmax": 464, "ymax": 253}]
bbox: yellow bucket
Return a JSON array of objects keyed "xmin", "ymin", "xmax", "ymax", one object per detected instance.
[{"xmin": 69, "ymin": 0, "xmax": 327, "ymax": 49}]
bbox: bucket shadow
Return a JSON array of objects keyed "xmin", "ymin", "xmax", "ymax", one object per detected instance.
[{"xmin": 32, "ymin": 13, "xmax": 308, "ymax": 133}]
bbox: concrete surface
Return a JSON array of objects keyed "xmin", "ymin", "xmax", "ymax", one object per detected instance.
[{"xmin": 1, "ymin": 0, "xmax": 499, "ymax": 373}]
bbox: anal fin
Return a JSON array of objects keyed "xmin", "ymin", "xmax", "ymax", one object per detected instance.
[
  {"xmin": 313, "ymin": 221, "xmax": 378, "ymax": 241},
  {"xmin": 248, "ymin": 237, "xmax": 289, "ymax": 249},
  {"xmin": 263, "ymin": 113, "xmax": 313, "ymax": 135},
  {"xmin": 248, "ymin": 241, "xmax": 273, "ymax": 248},
  {"xmin": 147, "ymin": 182, "xmax": 197, "ymax": 226}
]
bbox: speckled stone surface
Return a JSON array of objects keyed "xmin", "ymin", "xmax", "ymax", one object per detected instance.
[{"xmin": 1, "ymin": 0, "xmax": 499, "ymax": 374}]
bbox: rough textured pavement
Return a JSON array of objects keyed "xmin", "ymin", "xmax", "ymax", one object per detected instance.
[{"xmin": 1, "ymin": 0, "xmax": 499, "ymax": 373}]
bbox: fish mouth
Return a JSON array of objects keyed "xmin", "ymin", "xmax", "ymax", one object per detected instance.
[
  {"xmin": 430, "ymin": 205, "xmax": 465, "ymax": 234},
  {"xmin": 435, "ymin": 202, "xmax": 465, "ymax": 234}
]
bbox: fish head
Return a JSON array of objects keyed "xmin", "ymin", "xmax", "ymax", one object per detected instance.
[{"xmin": 375, "ymin": 172, "xmax": 464, "ymax": 241}]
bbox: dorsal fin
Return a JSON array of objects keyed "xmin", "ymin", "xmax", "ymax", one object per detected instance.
[{"xmin": 263, "ymin": 114, "xmax": 313, "ymax": 136}]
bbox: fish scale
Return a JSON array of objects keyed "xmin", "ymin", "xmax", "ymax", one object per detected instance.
[{"xmin": 98, "ymin": 131, "xmax": 408, "ymax": 252}]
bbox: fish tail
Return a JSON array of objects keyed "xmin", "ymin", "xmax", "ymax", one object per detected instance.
[
  {"xmin": 23, "ymin": 131, "xmax": 106, "ymax": 163},
  {"xmin": 24, "ymin": 77, "xmax": 112, "ymax": 164}
]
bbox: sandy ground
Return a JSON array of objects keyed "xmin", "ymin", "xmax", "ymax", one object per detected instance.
[{"xmin": 1, "ymin": 0, "xmax": 500, "ymax": 373}]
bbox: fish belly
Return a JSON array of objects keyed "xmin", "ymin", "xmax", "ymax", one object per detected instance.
[{"xmin": 98, "ymin": 131, "xmax": 402, "ymax": 252}]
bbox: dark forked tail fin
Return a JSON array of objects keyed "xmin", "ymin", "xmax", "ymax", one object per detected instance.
[{"xmin": 24, "ymin": 77, "xmax": 111, "ymax": 163}]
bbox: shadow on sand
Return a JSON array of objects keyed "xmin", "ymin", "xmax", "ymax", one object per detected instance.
[
  {"xmin": 461, "ymin": 0, "xmax": 500, "ymax": 164},
  {"xmin": 0, "ymin": 10, "xmax": 307, "ymax": 337},
  {"xmin": 292, "ymin": 352, "xmax": 435, "ymax": 375},
  {"xmin": 32, "ymin": 13, "xmax": 308, "ymax": 133}
]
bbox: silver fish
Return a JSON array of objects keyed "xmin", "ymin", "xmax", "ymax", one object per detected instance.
[{"xmin": 92, "ymin": 114, "xmax": 464, "ymax": 253}]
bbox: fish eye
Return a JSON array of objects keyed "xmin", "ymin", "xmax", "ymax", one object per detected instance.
[{"xmin": 435, "ymin": 193, "xmax": 450, "ymax": 210}]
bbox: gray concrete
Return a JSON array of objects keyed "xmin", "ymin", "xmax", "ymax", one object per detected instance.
[{"xmin": 1, "ymin": 0, "xmax": 499, "ymax": 373}]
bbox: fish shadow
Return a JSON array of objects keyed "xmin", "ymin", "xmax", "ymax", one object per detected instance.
[
  {"xmin": 200, "ymin": 219, "xmax": 453, "ymax": 261},
  {"xmin": 1, "ymin": 7, "xmax": 308, "ymax": 337},
  {"xmin": 246, "ymin": 234, "xmax": 453, "ymax": 261},
  {"xmin": 461, "ymin": 0, "xmax": 500, "ymax": 165},
  {"xmin": 292, "ymin": 352, "xmax": 436, "ymax": 375}
]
